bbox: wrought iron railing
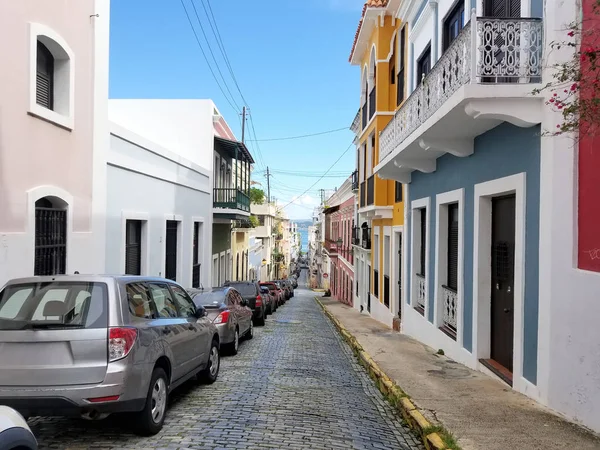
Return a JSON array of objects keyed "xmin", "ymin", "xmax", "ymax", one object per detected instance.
[
  {"xmin": 34, "ymin": 207, "xmax": 66, "ymax": 276},
  {"xmin": 351, "ymin": 109, "xmax": 361, "ymax": 134},
  {"xmin": 366, "ymin": 176, "xmax": 375, "ymax": 206},
  {"xmin": 361, "ymin": 227, "xmax": 371, "ymax": 250},
  {"xmin": 351, "ymin": 170, "xmax": 359, "ymax": 191},
  {"xmin": 379, "ymin": 13, "xmax": 543, "ymax": 161},
  {"xmin": 352, "ymin": 226, "xmax": 360, "ymax": 245},
  {"xmin": 368, "ymin": 89, "xmax": 376, "ymax": 121},
  {"xmin": 441, "ymin": 285, "xmax": 457, "ymax": 338},
  {"xmin": 213, "ymin": 188, "xmax": 251, "ymax": 212},
  {"xmin": 415, "ymin": 274, "xmax": 426, "ymax": 314}
]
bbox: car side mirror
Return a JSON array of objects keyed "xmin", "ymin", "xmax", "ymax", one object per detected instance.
[{"xmin": 195, "ymin": 305, "xmax": 207, "ymax": 318}]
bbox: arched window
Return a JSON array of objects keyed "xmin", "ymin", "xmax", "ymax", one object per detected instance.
[
  {"xmin": 36, "ymin": 41, "xmax": 54, "ymax": 110},
  {"xmin": 34, "ymin": 196, "xmax": 67, "ymax": 276}
]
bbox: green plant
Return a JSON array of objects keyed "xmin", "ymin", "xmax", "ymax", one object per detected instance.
[
  {"xmin": 532, "ymin": 0, "xmax": 600, "ymax": 136},
  {"xmin": 250, "ymin": 187, "xmax": 265, "ymax": 205},
  {"xmin": 248, "ymin": 215, "xmax": 259, "ymax": 227}
]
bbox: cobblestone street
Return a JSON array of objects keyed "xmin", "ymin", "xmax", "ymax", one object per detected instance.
[{"xmin": 31, "ymin": 281, "xmax": 423, "ymax": 450}]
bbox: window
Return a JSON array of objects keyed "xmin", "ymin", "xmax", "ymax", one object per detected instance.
[
  {"xmin": 419, "ymin": 208, "xmax": 427, "ymax": 276},
  {"xmin": 397, "ymin": 27, "xmax": 406, "ymax": 106},
  {"xmin": 443, "ymin": 0, "xmax": 465, "ymax": 52},
  {"xmin": 125, "ymin": 220, "xmax": 142, "ymax": 275},
  {"xmin": 395, "ymin": 182, "xmax": 403, "ymax": 203},
  {"xmin": 417, "ymin": 44, "xmax": 432, "ymax": 86},
  {"xmin": 374, "ymin": 234, "xmax": 380, "ymax": 297},
  {"xmin": 127, "ymin": 283, "xmax": 155, "ymax": 319},
  {"xmin": 446, "ymin": 204, "xmax": 459, "ymax": 290},
  {"xmin": 384, "ymin": 235, "xmax": 391, "ymax": 308},
  {"xmin": 34, "ymin": 197, "xmax": 66, "ymax": 276},
  {"xmin": 36, "ymin": 41, "xmax": 53, "ymax": 110},
  {"xmin": 170, "ymin": 285, "xmax": 197, "ymax": 318},
  {"xmin": 148, "ymin": 283, "xmax": 178, "ymax": 318},
  {"xmin": 258, "ymin": 215, "xmax": 265, "ymax": 226}
]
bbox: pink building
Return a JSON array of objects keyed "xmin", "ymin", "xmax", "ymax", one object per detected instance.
[
  {"xmin": 323, "ymin": 178, "xmax": 355, "ymax": 306},
  {"xmin": 0, "ymin": 0, "xmax": 110, "ymax": 286}
]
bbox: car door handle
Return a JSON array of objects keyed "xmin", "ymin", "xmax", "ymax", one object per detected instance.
[{"xmin": 162, "ymin": 327, "xmax": 171, "ymax": 335}]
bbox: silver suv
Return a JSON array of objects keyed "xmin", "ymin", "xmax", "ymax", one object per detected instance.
[{"xmin": 0, "ymin": 275, "xmax": 221, "ymax": 436}]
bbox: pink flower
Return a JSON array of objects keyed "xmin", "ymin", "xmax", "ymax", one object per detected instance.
[
  {"xmin": 549, "ymin": 98, "xmax": 555, "ymax": 103},
  {"xmin": 557, "ymin": 125, "xmax": 561, "ymax": 128},
  {"xmin": 571, "ymin": 83, "xmax": 578, "ymax": 91},
  {"xmin": 553, "ymin": 92, "xmax": 558, "ymax": 97},
  {"xmin": 558, "ymin": 105, "xmax": 564, "ymax": 109}
]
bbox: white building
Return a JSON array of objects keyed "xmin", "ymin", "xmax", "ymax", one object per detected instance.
[
  {"xmin": 249, "ymin": 202, "xmax": 278, "ymax": 281},
  {"xmin": 105, "ymin": 99, "xmax": 222, "ymax": 288}
]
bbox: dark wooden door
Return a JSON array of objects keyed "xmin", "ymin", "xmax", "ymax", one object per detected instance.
[
  {"xmin": 34, "ymin": 199, "xmax": 66, "ymax": 276},
  {"xmin": 165, "ymin": 221, "xmax": 178, "ymax": 281},
  {"xmin": 483, "ymin": 0, "xmax": 521, "ymax": 83},
  {"xmin": 397, "ymin": 234, "xmax": 402, "ymax": 317},
  {"xmin": 490, "ymin": 195, "xmax": 516, "ymax": 372},
  {"xmin": 125, "ymin": 220, "xmax": 142, "ymax": 275}
]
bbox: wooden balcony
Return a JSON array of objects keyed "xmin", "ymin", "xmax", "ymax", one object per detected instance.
[{"xmin": 213, "ymin": 188, "xmax": 250, "ymax": 212}]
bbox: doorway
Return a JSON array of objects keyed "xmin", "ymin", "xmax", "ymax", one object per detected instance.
[
  {"xmin": 165, "ymin": 220, "xmax": 179, "ymax": 281},
  {"xmin": 34, "ymin": 197, "xmax": 67, "ymax": 276},
  {"xmin": 490, "ymin": 195, "xmax": 516, "ymax": 374}
]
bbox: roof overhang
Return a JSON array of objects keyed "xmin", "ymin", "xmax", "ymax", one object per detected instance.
[{"xmin": 214, "ymin": 136, "xmax": 255, "ymax": 164}]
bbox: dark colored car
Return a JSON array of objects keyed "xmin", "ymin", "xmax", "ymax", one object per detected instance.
[
  {"xmin": 282, "ymin": 280, "xmax": 294, "ymax": 297},
  {"xmin": 223, "ymin": 281, "xmax": 266, "ymax": 326},
  {"xmin": 274, "ymin": 281, "xmax": 290, "ymax": 300},
  {"xmin": 187, "ymin": 287, "xmax": 253, "ymax": 355},
  {"xmin": 260, "ymin": 285, "xmax": 275, "ymax": 314},
  {"xmin": 260, "ymin": 282, "xmax": 283, "ymax": 307}
]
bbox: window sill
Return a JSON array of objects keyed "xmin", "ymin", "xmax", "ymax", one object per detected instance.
[{"xmin": 28, "ymin": 104, "xmax": 73, "ymax": 131}]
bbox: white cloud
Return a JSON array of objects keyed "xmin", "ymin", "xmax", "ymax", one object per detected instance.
[{"xmin": 283, "ymin": 194, "xmax": 320, "ymax": 220}]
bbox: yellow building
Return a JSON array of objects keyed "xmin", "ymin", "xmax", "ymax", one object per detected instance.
[
  {"xmin": 231, "ymin": 220, "xmax": 251, "ymax": 281},
  {"xmin": 349, "ymin": 0, "xmax": 406, "ymax": 329}
]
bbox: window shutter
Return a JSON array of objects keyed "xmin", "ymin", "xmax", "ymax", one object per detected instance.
[
  {"xmin": 397, "ymin": 28, "xmax": 406, "ymax": 106},
  {"xmin": 125, "ymin": 220, "xmax": 142, "ymax": 276},
  {"xmin": 395, "ymin": 182, "xmax": 403, "ymax": 203},
  {"xmin": 447, "ymin": 204, "xmax": 459, "ymax": 290},
  {"xmin": 36, "ymin": 41, "xmax": 53, "ymax": 110},
  {"xmin": 508, "ymin": 0, "xmax": 521, "ymax": 18},
  {"xmin": 419, "ymin": 208, "xmax": 427, "ymax": 275}
]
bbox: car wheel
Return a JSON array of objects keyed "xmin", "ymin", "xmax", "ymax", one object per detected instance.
[
  {"xmin": 247, "ymin": 320, "xmax": 254, "ymax": 339},
  {"xmin": 133, "ymin": 367, "xmax": 168, "ymax": 436},
  {"xmin": 228, "ymin": 328, "xmax": 239, "ymax": 355},
  {"xmin": 198, "ymin": 339, "xmax": 220, "ymax": 384}
]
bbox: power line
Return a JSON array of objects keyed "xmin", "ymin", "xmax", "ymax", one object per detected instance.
[
  {"xmin": 280, "ymin": 142, "xmax": 354, "ymax": 210},
  {"xmin": 188, "ymin": 0, "xmax": 240, "ymax": 111},
  {"xmin": 246, "ymin": 127, "xmax": 349, "ymax": 142},
  {"xmin": 179, "ymin": 0, "xmax": 238, "ymax": 112}
]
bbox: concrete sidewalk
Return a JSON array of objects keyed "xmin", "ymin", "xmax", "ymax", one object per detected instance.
[{"xmin": 318, "ymin": 297, "xmax": 600, "ymax": 450}]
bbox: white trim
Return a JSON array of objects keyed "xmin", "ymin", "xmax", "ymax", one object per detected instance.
[
  {"xmin": 472, "ymin": 173, "xmax": 527, "ymax": 392},
  {"xmin": 26, "ymin": 185, "xmax": 74, "ymax": 274},
  {"xmin": 434, "ymin": 188, "xmax": 465, "ymax": 345},
  {"xmin": 409, "ymin": 1, "xmax": 435, "ymax": 43},
  {"xmin": 28, "ymin": 23, "xmax": 75, "ymax": 130},
  {"xmin": 160, "ymin": 214, "xmax": 184, "ymax": 281},
  {"xmin": 120, "ymin": 211, "xmax": 150, "ymax": 276},
  {"xmin": 410, "ymin": 196, "xmax": 430, "ymax": 316}
]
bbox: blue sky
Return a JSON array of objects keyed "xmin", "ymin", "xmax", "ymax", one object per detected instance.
[{"xmin": 109, "ymin": 0, "xmax": 364, "ymax": 220}]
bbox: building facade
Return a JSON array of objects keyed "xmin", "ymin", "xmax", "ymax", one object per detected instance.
[
  {"xmin": 360, "ymin": 0, "xmax": 600, "ymax": 434},
  {"xmin": 324, "ymin": 177, "xmax": 356, "ymax": 306},
  {"xmin": 349, "ymin": 0, "xmax": 406, "ymax": 327},
  {"xmin": 249, "ymin": 202, "xmax": 278, "ymax": 281},
  {"xmin": 0, "ymin": 0, "xmax": 109, "ymax": 287}
]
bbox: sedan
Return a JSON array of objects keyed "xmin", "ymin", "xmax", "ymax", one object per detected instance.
[
  {"xmin": 188, "ymin": 287, "xmax": 253, "ymax": 355},
  {"xmin": 260, "ymin": 285, "xmax": 276, "ymax": 314},
  {"xmin": 222, "ymin": 281, "xmax": 266, "ymax": 326}
]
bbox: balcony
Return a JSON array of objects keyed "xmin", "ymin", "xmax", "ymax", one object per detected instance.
[
  {"xmin": 352, "ymin": 226, "xmax": 360, "ymax": 246},
  {"xmin": 441, "ymin": 285, "xmax": 458, "ymax": 340},
  {"xmin": 366, "ymin": 176, "xmax": 374, "ymax": 206},
  {"xmin": 376, "ymin": 14, "xmax": 544, "ymax": 183},
  {"xmin": 351, "ymin": 109, "xmax": 361, "ymax": 135},
  {"xmin": 361, "ymin": 227, "xmax": 371, "ymax": 250},
  {"xmin": 324, "ymin": 239, "xmax": 339, "ymax": 254},
  {"xmin": 351, "ymin": 170, "xmax": 359, "ymax": 191},
  {"xmin": 213, "ymin": 188, "xmax": 250, "ymax": 212}
]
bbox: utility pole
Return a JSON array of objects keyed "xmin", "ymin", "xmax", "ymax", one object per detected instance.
[
  {"xmin": 266, "ymin": 166, "xmax": 271, "ymax": 204},
  {"xmin": 241, "ymin": 106, "xmax": 246, "ymax": 144}
]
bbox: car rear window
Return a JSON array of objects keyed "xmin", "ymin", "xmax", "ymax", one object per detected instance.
[
  {"xmin": 192, "ymin": 290, "xmax": 225, "ymax": 307},
  {"xmin": 261, "ymin": 283, "xmax": 276, "ymax": 291},
  {"xmin": 226, "ymin": 283, "xmax": 256, "ymax": 296},
  {"xmin": 0, "ymin": 282, "xmax": 108, "ymax": 330}
]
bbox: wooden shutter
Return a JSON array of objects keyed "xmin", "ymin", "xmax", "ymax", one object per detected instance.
[
  {"xmin": 447, "ymin": 204, "xmax": 459, "ymax": 290},
  {"xmin": 125, "ymin": 220, "xmax": 142, "ymax": 275},
  {"xmin": 395, "ymin": 182, "xmax": 403, "ymax": 202},
  {"xmin": 36, "ymin": 41, "xmax": 53, "ymax": 110},
  {"xmin": 397, "ymin": 27, "xmax": 406, "ymax": 106},
  {"xmin": 485, "ymin": 0, "xmax": 520, "ymax": 17}
]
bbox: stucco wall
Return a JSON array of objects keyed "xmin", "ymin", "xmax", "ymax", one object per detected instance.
[
  {"xmin": 406, "ymin": 123, "xmax": 541, "ymax": 383},
  {"xmin": 105, "ymin": 127, "xmax": 212, "ymax": 288}
]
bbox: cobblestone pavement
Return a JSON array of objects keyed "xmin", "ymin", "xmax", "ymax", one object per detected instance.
[{"xmin": 32, "ymin": 276, "xmax": 424, "ymax": 450}]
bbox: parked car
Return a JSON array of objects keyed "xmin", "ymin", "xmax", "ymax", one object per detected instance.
[
  {"xmin": 259, "ymin": 285, "xmax": 275, "ymax": 314},
  {"xmin": 290, "ymin": 277, "xmax": 298, "ymax": 289},
  {"xmin": 222, "ymin": 281, "xmax": 266, "ymax": 326},
  {"xmin": 187, "ymin": 287, "xmax": 253, "ymax": 355},
  {"xmin": 0, "ymin": 275, "xmax": 220, "ymax": 436},
  {"xmin": 273, "ymin": 281, "xmax": 290, "ymax": 300},
  {"xmin": 260, "ymin": 282, "xmax": 283, "ymax": 307},
  {"xmin": 0, "ymin": 406, "xmax": 37, "ymax": 449},
  {"xmin": 282, "ymin": 279, "xmax": 295, "ymax": 297}
]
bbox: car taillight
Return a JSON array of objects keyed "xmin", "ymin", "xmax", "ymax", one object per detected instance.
[
  {"xmin": 109, "ymin": 327, "xmax": 137, "ymax": 362},
  {"xmin": 214, "ymin": 310, "xmax": 230, "ymax": 324},
  {"xmin": 256, "ymin": 295, "xmax": 263, "ymax": 306}
]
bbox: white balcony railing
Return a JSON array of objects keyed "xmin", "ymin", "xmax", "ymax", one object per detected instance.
[
  {"xmin": 380, "ymin": 11, "xmax": 543, "ymax": 161},
  {"xmin": 442, "ymin": 286, "xmax": 458, "ymax": 332},
  {"xmin": 416, "ymin": 274, "xmax": 426, "ymax": 312}
]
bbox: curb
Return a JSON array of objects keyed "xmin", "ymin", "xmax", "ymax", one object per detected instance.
[{"xmin": 315, "ymin": 296, "xmax": 450, "ymax": 450}]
